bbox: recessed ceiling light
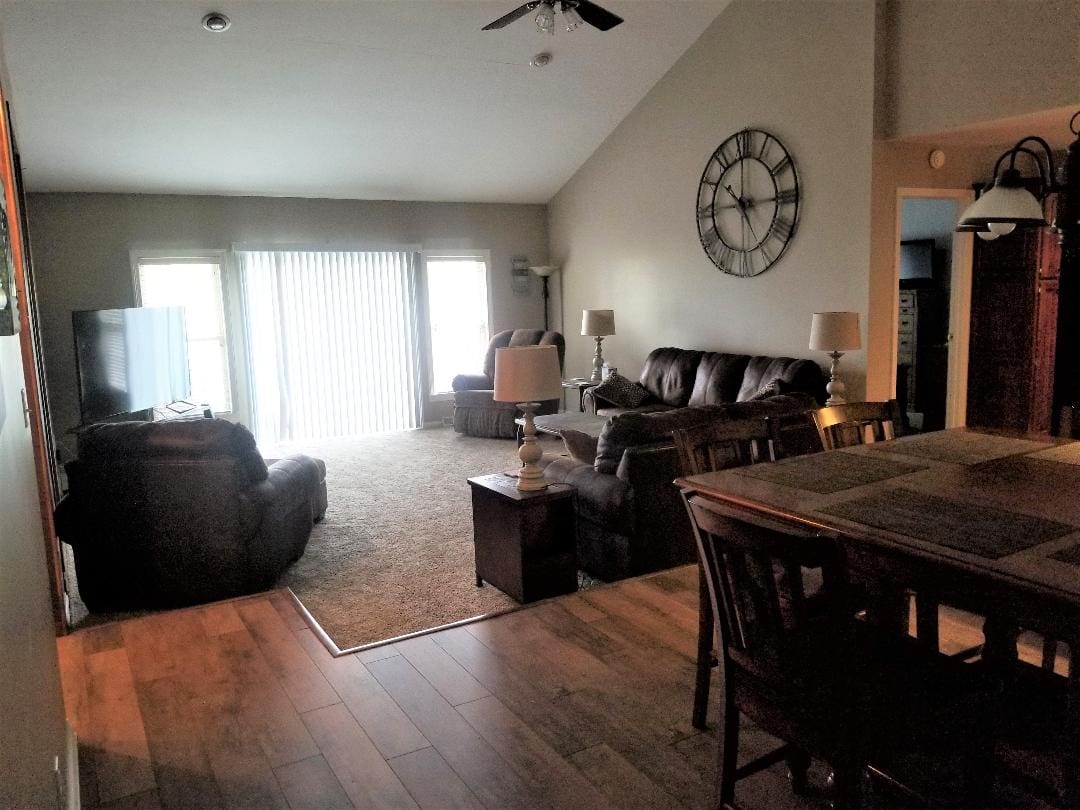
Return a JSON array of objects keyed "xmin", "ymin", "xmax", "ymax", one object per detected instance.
[
  {"xmin": 530, "ymin": 52, "xmax": 552, "ymax": 68},
  {"xmin": 202, "ymin": 12, "xmax": 231, "ymax": 33}
]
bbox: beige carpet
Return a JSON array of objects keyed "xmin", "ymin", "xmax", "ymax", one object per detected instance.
[{"xmin": 277, "ymin": 426, "xmax": 565, "ymax": 650}]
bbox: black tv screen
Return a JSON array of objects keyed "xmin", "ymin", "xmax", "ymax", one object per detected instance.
[{"xmin": 73, "ymin": 306, "xmax": 190, "ymax": 423}]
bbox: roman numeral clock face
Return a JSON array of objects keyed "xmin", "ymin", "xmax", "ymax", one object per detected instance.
[{"xmin": 696, "ymin": 128, "xmax": 800, "ymax": 277}]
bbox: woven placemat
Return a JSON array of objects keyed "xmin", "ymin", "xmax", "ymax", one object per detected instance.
[
  {"xmin": 1025, "ymin": 442, "xmax": 1080, "ymax": 466},
  {"xmin": 819, "ymin": 488, "xmax": 1074, "ymax": 559},
  {"xmin": 735, "ymin": 452, "xmax": 927, "ymax": 494},
  {"xmin": 869, "ymin": 432, "xmax": 1048, "ymax": 465}
]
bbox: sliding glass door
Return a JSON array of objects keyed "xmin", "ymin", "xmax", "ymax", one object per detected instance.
[{"xmin": 238, "ymin": 249, "xmax": 422, "ymax": 444}]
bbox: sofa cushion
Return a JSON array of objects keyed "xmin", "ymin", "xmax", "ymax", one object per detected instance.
[
  {"xmin": 593, "ymin": 394, "xmax": 818, "ymax": 475},
  {"xmin": 688, "ymin": 353, "xmax": 752, "ymax": 407},
  {"xmin": 590, "ymin": 372, "xmax": 649, "ymax": 409},
  {"xmin": 594, "ymin": 405, "xmax": 723, "ymax": 474},
  {"xmin": 482, "ymin": 329, "xmax": 566, "ymax": 379},
  {"xmin": 736, "ymin": 356, "xmax": 826, "ymax": 403},
  {"xmin": 561, "ymin": 429, "xmax": 599, "ymax": 465},
  {"xmin": 595, "ymin": 403, "xmax": 676, "ymax": 418},
  {"xmin": 638, "ymin": 347, "xmax": 704, "ymax": 407}
]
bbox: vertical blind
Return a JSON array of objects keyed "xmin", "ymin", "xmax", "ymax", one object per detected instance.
[{"xmin": 238, "ymin": 249, "xmax": 422, "ymax": 444}]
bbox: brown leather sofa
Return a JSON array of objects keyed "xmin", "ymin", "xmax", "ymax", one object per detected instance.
[
  {"xmin": 543, "ymin": 348, "xmax": 826, "ymax": 581},
  {"xmin": 55, "ymin": 418, "xmax": 327, "ymax": 611},
  {"xmin": 452, "ymin": 328, "xmax": 566, "ymax": 438},
  {"xmin": 584, "ymin": 348, "xmax": 826, "ymax": 416}
]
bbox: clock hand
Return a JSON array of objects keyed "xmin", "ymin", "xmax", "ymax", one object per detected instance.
[{"xmin": 725, "ymin": 184, "xmax": 761, "ymax": 244}]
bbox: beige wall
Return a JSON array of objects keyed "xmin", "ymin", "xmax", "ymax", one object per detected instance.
[
  {"xmin": 0, "ymin": 334, "xmax": 70, "ymax": 808},
  {"xmin": 548, "ymin": 0, "xmax": 876, "ymax": 394},
  {"xmin": 1, "ymin": 35, "xmax": 69, "ymax": 804},
  {"xmin": 26, "ymin": 193, "xmax": 549, "ymax": 444},
  {"xmin": 877, "ymin": 0, "xmax": 1079, "ymax": 138}
]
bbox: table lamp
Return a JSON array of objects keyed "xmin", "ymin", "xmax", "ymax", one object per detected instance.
[
  {"xmin": 581, "ymin": 309, "xmax": 615, "ymax": 383},
  {"xmin": 494, "ymin": 345, "xmax": 563, "ymax": 491},
  {"xmin": 809, "ymin": 311, "xmax": 861, "ymax": 405}
]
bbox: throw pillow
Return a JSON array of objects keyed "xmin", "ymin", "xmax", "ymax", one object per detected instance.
[
  {"xmin": 560, "ymin": 429, "xmax": 599, "ymax": 465},
  {"xmin": 591, "ymin": 372, "xmax": 649, "ymax": 408},
  {"xmin": 748, "ymin": 377, "xmax": 791, "ymax": 401}
]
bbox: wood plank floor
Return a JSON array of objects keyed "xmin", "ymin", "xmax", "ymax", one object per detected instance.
[
  {"xmin": 57, "ymin": 566, "xmax": 1058, "ymax": 809},
  {"xmin": 59, "ymin": 565, "xmax": 840, "ymax": 810}
]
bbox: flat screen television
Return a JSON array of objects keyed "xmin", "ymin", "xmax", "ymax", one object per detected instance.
[
  {"xmin": 899, "ymin": 239, "xmax": 935, "ymax": 282},
  {"xmin": 73, "ymin": 306, "xmax": 190, "ymax": 424}
]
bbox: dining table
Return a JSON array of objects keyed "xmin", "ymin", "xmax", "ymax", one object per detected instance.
[{"xmin": 676, "ymin": 426, "xmax": 1080, "ymax": 799}]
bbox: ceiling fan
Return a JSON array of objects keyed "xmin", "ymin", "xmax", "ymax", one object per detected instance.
[{"xmin": 482, "ymin": 1, "xmax": 624, "ymax": 33}]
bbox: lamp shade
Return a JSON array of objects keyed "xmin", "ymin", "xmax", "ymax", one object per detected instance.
[
  {"xmin": 957, "ymin": 171, "xmax": 1046, "ymax": 231},
  {"xmin": 493, "ymin": 346, "xmax": 562, "ymax": 403},
  {"xmin": 581, "ymin": 309, "xmax": 615, "ymax": 336},
  {"xmin": 530, "ymin": 265, "xmax": 558, "ymax": 277},
  {"xmin": 809, "ymin": 312, "xmax": 861, "ymax": 352}
]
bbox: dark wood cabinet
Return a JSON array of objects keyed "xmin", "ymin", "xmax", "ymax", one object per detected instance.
[{"xmin": 967, "ymin": 194, "xmax": 1060, "ymax": 433}]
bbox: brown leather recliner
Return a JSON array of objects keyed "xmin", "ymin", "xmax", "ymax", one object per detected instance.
[
  {"xmin": 54, "ymin": 418, "xmax": 327, "ymax": 612},
  {"xmin": 451, "ymin": 328, "xmax": 566, "ymax": 438}
]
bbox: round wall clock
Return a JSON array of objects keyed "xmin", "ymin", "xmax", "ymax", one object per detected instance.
[{"xmin": 696, "ymin": 128, "xmax": 800, "ymax": 277}]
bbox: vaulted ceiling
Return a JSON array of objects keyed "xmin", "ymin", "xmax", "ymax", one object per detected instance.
[{"xmin": 0, "ymin": 0, "xmax": 729, "ymax": 203}]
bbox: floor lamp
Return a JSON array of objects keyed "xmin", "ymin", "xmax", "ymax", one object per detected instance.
[
  {"xmin": 494, "ymin": 346, "xmax": 563, "ymax": 491},
  {"xmin": 530, "ymin": 266, "xmax": 558, "ymax": 330}
]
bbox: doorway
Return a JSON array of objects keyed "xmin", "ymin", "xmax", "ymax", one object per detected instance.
[{"xmin": 893, "ymin": 189, "xmax": 974, "ymax": 431}]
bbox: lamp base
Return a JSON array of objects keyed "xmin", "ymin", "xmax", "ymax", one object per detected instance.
[
  {"xmin": 590, "ymin": 336, "xmax": 605, "ymax": 384},
  {"xmin": 515, "ymin": 402, "xmax": 548, "ymax": 491},
  {"xmin": 824, "ymin": 351, "xmax": 847, "ymax": 406}
]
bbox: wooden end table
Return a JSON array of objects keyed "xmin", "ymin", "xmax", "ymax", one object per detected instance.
[{"xmin": 467, "ymin": 473, "xmax": 577, "ymax": 603}]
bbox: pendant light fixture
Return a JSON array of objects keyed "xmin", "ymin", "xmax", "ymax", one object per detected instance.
[{"xmin": 957, "ymin": 111, "xmax": 1079, "ymax": 241}]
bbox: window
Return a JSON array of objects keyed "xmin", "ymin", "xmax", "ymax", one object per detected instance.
[
  {"xmin": 424, "ymin": 254, "xmax": 491, "ymax": 395},
  {"xmin": 135, "ymin": 256, "xmax": 233, "ymax": 413}
]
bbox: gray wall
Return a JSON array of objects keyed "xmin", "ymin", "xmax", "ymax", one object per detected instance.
[
  {"xmin": 26, "ymin": 193, "xmax": 550, "ymax": 448},
  {"xmin": 548, "ymin": 0, "xmax": 876, "ymax": 394}
]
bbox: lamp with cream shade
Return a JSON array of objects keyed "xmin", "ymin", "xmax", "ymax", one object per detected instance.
[
  {"xmin": 809, "ymin": 312, "xmax": 861, "ymax": 405},
  {"xmin": 494, "ymin": 345, "xmax": 563, "ymax": 490},
  {"xmin": 581, "ymin": 309, "xmax": 615, "ymax": 383}
]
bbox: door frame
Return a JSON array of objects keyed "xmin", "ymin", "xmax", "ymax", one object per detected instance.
[{"xmin": 893, "ymin": 187, "xmax": 975, "ymax": 429}]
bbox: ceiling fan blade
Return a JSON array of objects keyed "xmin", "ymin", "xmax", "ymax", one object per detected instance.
[
  {"xmin": 574, "ymin": 0, "xmax": 623, "ymax": 31},
  {"xmin": 482, "ymin": 2, "xmax": 542, "ymax": 30}
]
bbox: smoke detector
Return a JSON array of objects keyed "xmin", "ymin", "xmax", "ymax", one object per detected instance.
[
  {"xmin": 531, "ymin": 52, "xmax": 552, "ymax": 68},
  {"xmin": 202, "ymin": 12, "xmax": 232, "ymax": 33}
]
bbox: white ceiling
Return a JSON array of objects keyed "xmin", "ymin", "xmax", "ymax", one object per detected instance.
[{"xmin": 0, "ymin": 0, "xmax": 729, "ymax": 203}]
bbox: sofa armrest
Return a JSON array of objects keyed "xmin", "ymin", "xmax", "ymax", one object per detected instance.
[
  {"xmin": 615, "ymin": 442, "xmax": 696, "ymax": 573},
  {"xmin": 582, "ymin": 386, "xmax": 617, "ymax": 415},
  {"xmin": 542, "ymin": 455, "xmax": 634, "ymax": 535},
  {"xmin": 452, "ymin": 373, "xmax": 492, "ymax": 392}
]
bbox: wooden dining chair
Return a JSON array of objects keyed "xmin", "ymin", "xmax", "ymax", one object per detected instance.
[
  {"xmin": 672, "ymin": 416, "xmax": 774, "ymax": 733},
  {"xmin": 811, "ymin": 400, "xmax": 902, "ymax": 451},
  {"xmin": 680, "ymin": 492, "xmax": 997, "ymax": 809},
  {"xmin": 764, "ymin": 410, "xmax": 824, "ymax": 460}
]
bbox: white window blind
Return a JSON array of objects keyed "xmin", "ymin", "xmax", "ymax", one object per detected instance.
[{"xmin": 238, "ymin": 249, "xmax": 422, "ymax": 444}]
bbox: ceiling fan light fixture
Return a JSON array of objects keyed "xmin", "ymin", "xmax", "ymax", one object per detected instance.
[
  {"xmin": 562, "ymin": 4, "xmax": 583, "ymax": 31},
  {"xmin": 534, "ymin": 2, "xmax": 556, "ymax": 33}
]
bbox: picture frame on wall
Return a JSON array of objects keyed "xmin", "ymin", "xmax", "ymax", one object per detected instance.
[{"xmin": 0, "ymin": 188, "xmax": 18, "ymax": 335}]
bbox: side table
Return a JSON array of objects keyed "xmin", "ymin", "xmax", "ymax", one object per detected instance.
[
  {"xmin": 562, "ymin": 378, "xmax": 596, "ymax": 412},
  {"xmin": 467, "ymin": 473, "xmax": 577, "ymax": 603}
]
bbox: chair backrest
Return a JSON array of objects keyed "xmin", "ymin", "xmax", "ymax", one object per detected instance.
[
  {"xmin": 764, "ymin": 411, "xmax": 823, "ymax": 460},
  {"xmin": 682, "ymin": 495, "xmax": 850, "ymax": 681},
  {"xmin": 811, "ymin": 400, "xmax": 902, "ymax": 451},
  {"xmin": 672, "ymin": 415, "xmax": 774, "ymax": 477},
  {"xmin": 482, "ymin": 329, "xmax": 565, "ymax": 379}
]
